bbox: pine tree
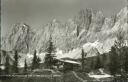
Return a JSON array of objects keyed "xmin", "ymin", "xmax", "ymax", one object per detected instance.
[
  {"xmin": 76, "ymin": 26, "xmax": 79, "ymax": 37},
  {"xmin": 124, "ymin": 53, "xmax": 128, "ymax": 74},
  {"xmin": 81, "ymin": 49, "xmax": 85, "ymax": 71},
  {"xmin": 44, "ymin": 36, "xmax": 56, "ymax": 69},
  {"xmin": 115, "ymin": 29, "xmax": 125, "ymax": 76},
  {"xmin": 102, "ymin": 53, "xmax": 108, "ymax": 69},
  {"xmin": 5, "ymin": 55, "xmax": 10, "ymax": 74},
  {"xmin": 32, "ymin": 50, "xmax": 40, "ymax": 70},
  {"xmin": 94, "ymin": 55, "xmax": 103, "ymax": 70},
  {"xmin": 0, "ymin": 69, "xmax": 2, "ymax": 75},
  {"xmin": 13, "ymin": 50, "xmax": 19, "ymax": 73},
  {"xmin": 0, "ymin": 52, "xmax": 1, "ymax": 75},
  {"xmin": 109, "ymin": 46, "xmax": 120, "ymax": 76},
  {"xmin": 37, "ymin": 57, "xmax": 41, "ymax": 68},
  {"xmin": 24, "ymin": 59, "xmax": 28, "ymax": 73},
  {"xmin": 123, "ymin": 46, "xmax": 128, "ymax": 74},
  {"xmin": 90, "ymin": 58, "xmax": 95, "ymax": 71}
]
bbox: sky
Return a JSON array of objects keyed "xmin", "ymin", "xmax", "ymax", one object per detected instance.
[{"xmin": 1, "ymin": 0, "xmax": 126, "ymax": 36}]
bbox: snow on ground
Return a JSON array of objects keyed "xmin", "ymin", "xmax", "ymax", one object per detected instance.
[
  {"xmin": 88, "ymin": 69, "xmax": 112, "ymax": 79},
  {"xmin": 17, "ymin": 39, "xmax": 115, "ymax": 67},
  {"xmin": 88, "ymin": 74, "xmax": 112, "ymax": 79},
  {"xmin": 27, "ymin": 53, "xmax": 33, "ymax": 58},
  {"xmin": 37, "ymin": 53, "xmax": 45, "ymax": 63},
  {"xmin": 56, "ymin": 48, "xmax": 81, "ymax": 59},
  {"xmin": 0, "ymin": 65, "xmax": 5, "ymax": 70},
  {"xmin": 56, "ymin": 41, "xmax": 103, "ymax": 59},
  {"xmin": 18, "ymin": 52, "xmax": 45, "ymax": 67}
]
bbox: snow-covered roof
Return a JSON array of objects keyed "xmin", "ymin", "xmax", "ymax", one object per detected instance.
[{"xmin": 58, "ymin": 59, "xmax": 81, "ymax": 65}]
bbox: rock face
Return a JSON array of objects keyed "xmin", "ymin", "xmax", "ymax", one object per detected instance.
[
  {"xmin": 0, "ymin": 50, "xmax": 14, "ymax": 65},
  {"xmin": 1, "ymin": 7, "xmax": 128, "ymax": 58},
  {"xmin": 1, "ymin": 23, "xmax": 35, "ymax": 53}
]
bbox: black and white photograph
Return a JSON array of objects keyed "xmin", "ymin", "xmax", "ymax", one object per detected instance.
[{"xmin": 0, "ymin": 0, "xmax": 128, "ymax": 82}]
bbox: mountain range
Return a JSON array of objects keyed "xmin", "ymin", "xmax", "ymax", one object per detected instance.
[{"xmin": 1, "ymin": 6, "xmax": 128, "ymax": 67}]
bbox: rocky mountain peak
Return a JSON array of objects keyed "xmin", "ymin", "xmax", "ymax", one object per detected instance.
[
  {"xmin": 1, "ymin": 6, "xmax": 128, "ymax": 66},
  {"xmin": 1, "ymin": 6, "xmax": 128, "ymax": 57},
  {"xmin": 2, "ymin": 23, "xmax": 34, "ymax": 53}
]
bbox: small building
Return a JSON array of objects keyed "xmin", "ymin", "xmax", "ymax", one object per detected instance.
[{"xmin": 56, "ymin": 58, "xmax": 81, "ymax": 71}]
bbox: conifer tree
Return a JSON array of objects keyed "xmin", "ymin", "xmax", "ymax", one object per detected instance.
[
  {"xmin": 37, "ymin": 57, "xmax": 41, "ymax": 68},
  {"xmin": 5, "ymin": 55, "xmax": 10, "ymax": 74},
  {"xmin": 13, "ymin": 50, "xmax": 19, "ymax": 73},
  {"xmin": 124, "ymin": 54, "xmax": 128, "ymax": 74},
  {"xmin": 81, "ymin": 49, "xmax": 85, "ymax": 71},
  {"xmin": 115, "ymin": 29, "xmax": 125, "ymax": 76},
  {"xmin": 123, "ymin": 46, "xmax": 128, "ymax": 74},
  {"xmin": 109, "ymin": 46, "xmax": 120, "ymax": 76},
  {"xmin": 32, "ymin": 50, "xmax": 40, "ymax": 70},
  {"xmin": 76, "ymin": 26, "xmax": 79, "ymax": 37},
  {"xmin": 0, "ymin": 52, "xmax": 1, "ymax": 75},
  {"xmin": 24, "ymin": 59, "xmax": 28, "ymax": 73},
  {"xmin": 94, "ymin": 55, "xmax": 103, "ymax": 70},
  {"xmin": 0, "ymin": 69, "xmax": 1, "ymax": 75},
  {"xmin": 32, "ymin": 50, "xmax": 37, "ymax": 70},
  {"xmin": 90, "ymin": 58, "xmax": 94, "ymax": 71},
  {"xmin": 44, "ymin": 36, "xmax": 56, "ymax": 69}
]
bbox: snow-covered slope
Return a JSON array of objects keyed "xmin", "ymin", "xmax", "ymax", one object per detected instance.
[{"xmin": 56, "ymin": 41, "xmax": 102, "ymax": 59}]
